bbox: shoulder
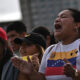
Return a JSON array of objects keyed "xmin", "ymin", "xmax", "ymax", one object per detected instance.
[
  {"xmin": 43, "ymin": 44, "xmax": 56, "ymax": 56},
  {"xmin": 45, "ymin": 45, "xmax": 55, "ymax": 52},
  {"xmin": 45, "ymin": 42, "xmax": 61, "ymax": 51}
]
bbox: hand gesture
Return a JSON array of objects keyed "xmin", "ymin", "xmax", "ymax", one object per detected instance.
[
  {"xmin": 31, "ymin": 54, "xmax": 40, "ymax": 71},
  {"xmin": 63, "ymin": 58, "xmax": 75, "ymax": 78},
  {"xmin": 11, "ymin": 54, "xmax": 40, "ymax": 75}
]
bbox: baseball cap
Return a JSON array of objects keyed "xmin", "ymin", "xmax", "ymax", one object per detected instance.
[
  {"xmin": 14, "ymin": 33, "xmax": 46, "ymax": 49},
  {"xmin": 0, "ymin": 27, "xmax": 7, "ymax": 40}
]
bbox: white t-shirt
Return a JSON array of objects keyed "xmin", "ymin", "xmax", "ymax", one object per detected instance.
[{"xmin": 39, "ymin": 39, "xmax": 80, "ymax": 80}]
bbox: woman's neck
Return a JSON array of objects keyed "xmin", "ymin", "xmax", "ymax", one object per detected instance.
[{"xmin": 61, "ymin": 36, "xmax": 78, "ymax": 45}]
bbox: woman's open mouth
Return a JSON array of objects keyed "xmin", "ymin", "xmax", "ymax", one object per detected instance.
[{"xmin": 54, "ymin": 24, "xmax": 62, "ymax": 32}]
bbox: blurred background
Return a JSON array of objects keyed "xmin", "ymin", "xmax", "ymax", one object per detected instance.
[{"xmin": 0, "ymin": 0, "xmax": 80, "ymax": 32}]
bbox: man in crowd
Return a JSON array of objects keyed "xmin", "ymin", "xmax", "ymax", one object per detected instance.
[{"xmin": 6, "ymin": 21, "xmax": 27, "ymax": 56}]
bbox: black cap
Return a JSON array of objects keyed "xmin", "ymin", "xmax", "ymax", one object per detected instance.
[{"xmin": 14, "ymin": 33, "xmax": 46, "ymax": 49}]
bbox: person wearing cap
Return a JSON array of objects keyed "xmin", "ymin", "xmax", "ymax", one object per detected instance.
[
  {"xmin": 14, "ymin": 32, "xmax": 46, "ymax": 63},
  {"xmin": 10, "ymin": 33, "xmax": 46, "ymax": 80}
]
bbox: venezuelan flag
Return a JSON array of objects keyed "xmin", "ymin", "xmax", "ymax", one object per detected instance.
[{"xmin": 45, "ymin": 49, "xmax": 77, "ymax": 76}]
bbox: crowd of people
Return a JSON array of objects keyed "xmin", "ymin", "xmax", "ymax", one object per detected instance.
[{"xmin": 0, "ymin": 8, "xmax": 80, "ymax": 80}]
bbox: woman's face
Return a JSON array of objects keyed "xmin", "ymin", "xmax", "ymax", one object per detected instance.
[
  {"xmin": 19, "ymin": 42, "xmax": 38, "ymax": 56},
  {"xmin": 54, "ymin": 10, "xmax": 77, "ymax": 40},
  {"xmin": 0, "ymin": 42, "xmax": 4, "ymax": 60}
]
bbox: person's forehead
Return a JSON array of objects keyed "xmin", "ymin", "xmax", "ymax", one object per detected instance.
[
  {"xmin": 7, "ymin": 30, "xmax": 19, "ymax": 37},
  {"xmin": 7, "ymin": 30, "xmax": 18, "ymax": 34},
  {"xmin": 58, "ymin": 10, "xmax": 72, "ymax": 16}
]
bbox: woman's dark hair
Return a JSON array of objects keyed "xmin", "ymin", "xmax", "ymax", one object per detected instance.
[
  {"xmin": 32, "ymin": 26, "xmax": 50, "ymax": 39},
  {"xmin": 35, "ymin": 44, "xmax": 44, "ymax": 63},
  {"xmin": 0, "ymin": 38, "xmax": 13, "ymax": 79},
  {"xmin": 67, "ymin": 8, "xmax": 80, "ymax": 37},
  {"xmin": 68, "ymin": 8, "xmax": 80, "ymax": 22}
]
